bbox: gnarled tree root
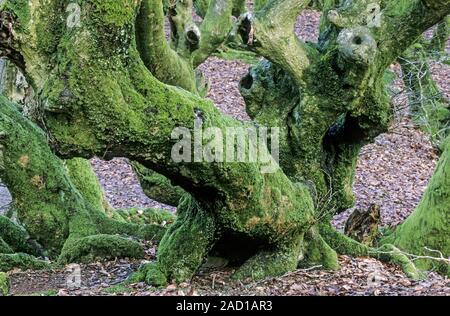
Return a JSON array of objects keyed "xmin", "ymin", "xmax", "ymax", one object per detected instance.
[
  {"xmin": 0, "ymin": 216, "xmax": 43, "ymax": 257},
  {"xmin": 369, "ymin": 244, "xmax": 425, "ymax": 280},
  {"xmin": 300, "ymin": 227, "xmax": 339, "ymax": 270},
  {"xmin": 320, "ymin": 224, "xmax": 424, "ymax": 280},
  {"xmin": 135, "ymin": 195, "xmax": 217, "ymax": 286},
  {"xmin": 131, "ymin": 162, "xmax": 185, "ymax": 207}
]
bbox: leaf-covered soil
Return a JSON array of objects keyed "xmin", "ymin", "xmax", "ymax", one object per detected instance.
[
  {"xmin": 9, "ymin": 246, "xmax": 449, "ymax": 296},
  {"xmin": 3, "ymin": 10, "xmax": 450, "ymax": 296}
]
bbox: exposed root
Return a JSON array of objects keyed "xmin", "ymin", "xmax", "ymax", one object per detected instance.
[
  {"xmin": 0, "ymin": 238, "xmax": 13, "ymax": 254},
  {"xmin": 0, "ymin": 216, "xmax": 42, "ymax": 256},
  {"xmin": 141, "ymin": 196, "xmax": 217, "ymax": 286},
  {"xmin": 299, "ymin": 227, "xmax": 339, "ymax": 270},
  {"xmin": 0, "ymin": 253, "xmax": 50, "ymax": 272},
  {"xmin": 97, "ymin": 215, "xmax": 168, "ymax": 242},
  {"xmin": 111, "ymin": 208, "xmax": 176, "ymax": 227},
  {"xmin": 319, "ymin": 223, "xmax": 370, "ymax": 257},
  {"xmin": 232, "ymin": 236, "xmax": 303, "ymax": 281},
  {"xmin": 131, "ymin": 162, "xmax": 185, "ymax": 207},
  {"xmin": 370, "ymin": 244, "xmax": 425, "ymax": 280},
  {"xmin": 58, "ymin": 234, "xmax": 144, "ymax": 264}
]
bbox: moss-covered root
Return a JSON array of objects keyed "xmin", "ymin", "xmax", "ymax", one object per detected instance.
[
  {"xmin": 65, "ymin": 158, "xmax": 110, "ymax": 213},
  {"xmin": 131, "ymin": 162, "xmax": 185, "ymax": 207},
  {"xmin": 0, "ymin": 272, "xmax": 9, "ymax": 296},
  {"xmin": 0, "ymin": 253, "xmax": 50, "ymax": 272},
  {"xmin": 0, "ymin": 238, "xmax": 13, "ymax": 254},
  {"xmin": 231, "ymin": 236, "xmax": 305, "ymax": 281},
  {"xmin": 57, "ymin": 235, "xmax": 144, "ymax": 264},
  {"xmin": 370, "ymin": 244, "xmax": 424, "ymax": 280},
  {"xmin": 299, "ymin": 228, "xmax": 339, "ymax": 270},
  {"xmin": 143, "ymin": 196, "xmax": 217, "ymax": 286},
  {"xmin": 0, "ymin": 216, "xmax": 39, "ymax": 255},
  {"xmin": 319, "ymin": 223, "xmax": 370, "ymax": 257}
]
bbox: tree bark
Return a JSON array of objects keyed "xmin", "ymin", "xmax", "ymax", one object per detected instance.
[
  {"xmin": 0, "ymin": 0, "xmax": 448, "ymax": 283},
  {"xmin": 0, "ymin": 97, "xmax": 167, "ymax": 268}
]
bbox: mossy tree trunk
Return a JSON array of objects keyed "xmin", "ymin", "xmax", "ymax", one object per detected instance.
[
  {"xmin": 0, "ymin": 97, "xmax": 167, "ymax": 269},
  {"xmin": 0, "ymin": 0, "xmax": 448, "ymax": 284}
]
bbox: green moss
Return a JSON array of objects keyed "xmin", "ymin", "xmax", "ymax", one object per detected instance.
[
  {"xmin": 232, "ymin": 236, "xmax": 304, "ymax": 281},
  {"xmin": 0, "ymin": 216, "xmax": 29, "ymax": 252},
  {"xmin": 373, "ymin": 244, "xmax": 425, "ymax": 280},
  {"xmin": 102, "ymin": 284, "xmax": 133, "ymax": 294},
  {"xmin": 26, "ymin": 289, "xmax": 58, "ymax": 296},
  {"xmin": 319, "ymin": 223, "xmax": 369, "ymax": 257},
  {"xmin": 142, "ymin": 262, "xmax": 167, "ymax": 287},
  {"xmin": 89, "ymin": 0, "xmax": 136, "ymax": 29},
  {"xmin": 124, "ymin": 271, "xmax": 145, "ymax": 284},
  {"xmin": 0, "ymin": 98, "xmax": 73, "ymax": 255},
  {"xmin": 65, "ymin": 158, "xmax": 107, "ymax": 212},
  {"xmin": 300, "ymin": 228, "xmax": 339, "ymax": 270},
  {"xmin": 150, "ymin": 196, "xmax": 217, "ymax": 285},
  {"xmin": 0, "ymin": 272, "xmax": 10, "ymax": 296},
  {"xmin": 131, "ymin": 162, "xmax": 185, "ymax": 207},
  {"xmin": 213, "ymin": 47, "xmax": 260, "ymax": 65},
  {"xmin": 381, "ymin": 138, "xmax": 450, "ymax": 276},
  {"xmin": 0, "ymin": 253, "xmax": 50, "ymax": 272},
  {"xmin": 1, "ymin": 0, "xmax": 31, "ymax": 31},
  {"xmin": 0, "ymin": 238, "xmax": 14, "ymax": 254},
  {"xmin": 113, "ymin": 208, "xmax": 176, "ymax": 226},
  {"xmin": 58, "ymin": 234, "xmax": 144, "ymax": 264},
  {"xmin": 6, "ymin": 0, "xmax": 444, "ymax": 284}
]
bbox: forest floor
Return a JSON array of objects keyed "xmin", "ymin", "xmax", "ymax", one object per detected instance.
[{"xmin": 3, "ymin": 11, "xmax": 450, "ymax": 296}]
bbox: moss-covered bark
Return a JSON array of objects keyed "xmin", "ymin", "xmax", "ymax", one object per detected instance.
[
  {"xmin": 0, "ymin": 0, "xmax": 448, "ymax": 283},
  {"xmin": 0, "ymin": 97, "xmax": 168, "ymax": 268},
  {"xmin": 65, "ymin": 158, "xmax": 110, "ymax": 213},
  {"xmin": 131, "ymin": 162, "xmax": 185, "ymax": 207},
  {"xmin": 137, "ymin": 0, "xmax": 240, "ymax": 95}
]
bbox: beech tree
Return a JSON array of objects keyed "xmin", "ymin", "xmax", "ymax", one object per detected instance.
[{"xmin": 0, "ymin": 0, "xmax": 448, "ymax": 286}]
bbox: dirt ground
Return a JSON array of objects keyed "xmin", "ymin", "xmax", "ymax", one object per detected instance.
[{"xmin": 3, "ymin": 10, "xmax": 450, "ymax": 296}]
